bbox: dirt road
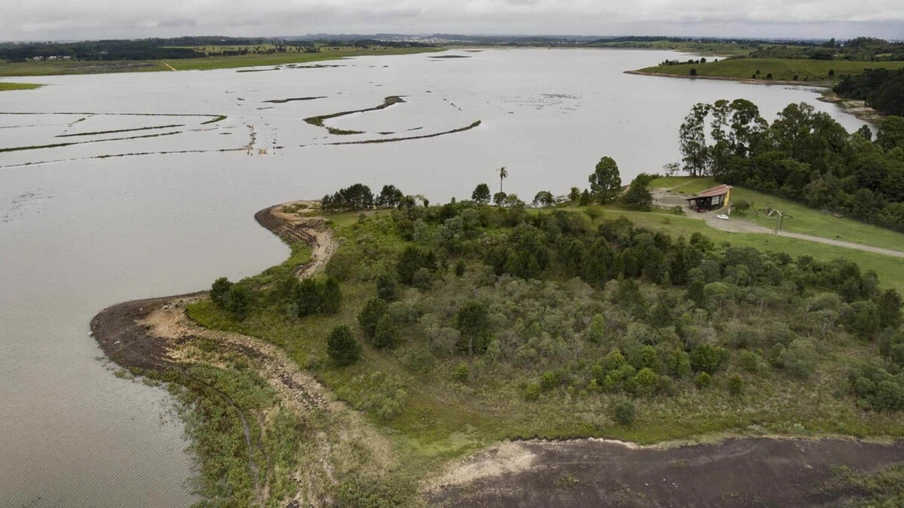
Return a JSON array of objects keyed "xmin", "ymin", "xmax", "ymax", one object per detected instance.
[{"xmin": 652, "ymin": 188, "xmax": 904, "ymax": 259}]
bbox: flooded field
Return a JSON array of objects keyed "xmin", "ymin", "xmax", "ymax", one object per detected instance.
[{"xmin": 0, "ymin": 48, "xmax": 869, "ymax": 507}]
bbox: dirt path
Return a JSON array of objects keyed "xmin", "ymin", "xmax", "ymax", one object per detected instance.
[{"xmin": 429, "ymin": 438, "xmax": 904, "ymax": 507}]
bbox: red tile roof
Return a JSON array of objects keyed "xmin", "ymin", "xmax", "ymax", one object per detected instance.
[{"xmin": 686, "ymin": 184, "xmax": 733, "ymax": 200}]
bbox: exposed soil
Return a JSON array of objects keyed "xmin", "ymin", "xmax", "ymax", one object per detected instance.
[
  {"xmin": 429, "ymin": 438, "xmax": 904, "ymax": 507},
  {"xmin": 89, "ymin": 202, "xmax": 386, "ymax": 506}
]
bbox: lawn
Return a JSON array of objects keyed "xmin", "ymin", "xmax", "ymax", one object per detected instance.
[
  {"xmin": 638, "ymin": 58, "xmax": 904, "ymax": 83},
  {"xmin": 650, "ymin": 176, "xmax": 904, "ymax": 256},
  {"xmin": 0, "ymin": 82, "xmax": 43, "ymax": 91}
]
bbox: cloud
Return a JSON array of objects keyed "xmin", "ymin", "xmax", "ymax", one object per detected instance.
[{"xmin": 1, "ymin": 0, "xmax": 903, "ymax": 41}]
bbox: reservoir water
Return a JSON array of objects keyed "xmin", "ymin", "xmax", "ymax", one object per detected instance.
[{"xmin": 0, "ymin": 48, "xmax": 869, "ymax": 507}]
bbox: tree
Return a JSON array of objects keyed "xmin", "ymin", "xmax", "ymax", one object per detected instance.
[
  {"xmin": 569, "ymin": 187, "xmax": 581, "ymax": 207},
  {"xmin": 877, "ymin": 289, "xmax": 903, "ymax": 329},
  {"xmin": 327, "ymin": 325, "xmax": 360, "ymax": 366},
  {"xmin": 533, "ymin": 190, "xmax": 555, "ymax": 208},
  {"xmin": 358, "ymin": 298, "xmax": 389, "ymax": 339},
  {"xmin": 877, "ymin": 116, "xmax": 904, "ymax": 151},
  {"xmin": 210, "ymin": 277, "xmax": 233, "ymax": 307},
  {"xmin": 622, "ymin": 174, "xmax": 653, "ymax": 210},
  {"xmin": 589, "ymin": 156, "xmax": 622, "ymax": 204},
  {"xmin": 472, "ymin": 183, "xmax": 491, "ymax": 205},
  {"xmin": 690, "ymin": 344, "xmax": 726, "ymax": 374},
  {"xmin": 497, "ymin": 166, "xmax": 508, "ymax": 194},
  {"xmin": 320, "ymin": 277, "xmax": 342, "ymax": 313},
  {"xmin": 493, "ymin": 192, "xmax": 507, "ymax": 207},
  {"xmin": 679, "ymin": 103, "xmax": 711, "ymax": 176},
  {"xmin": 373, "ymin": 314, "xmax": 400, "ymax": 349},
  {"xmin": 375, "ymin": 185, "xmax": 404, "ymax": 208},
  {"xmin": 396, "ymin": 246, "xmax": 437, "ymax": 285}
]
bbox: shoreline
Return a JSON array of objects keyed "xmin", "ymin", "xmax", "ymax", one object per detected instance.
[{"xmin": 625, "ymin": 69, "xmax": 884, "ymax": 123}]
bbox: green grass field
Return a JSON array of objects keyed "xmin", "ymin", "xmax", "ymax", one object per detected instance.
[
  {"xmin": 0, "ymin": 46, "xmax": 441, "ymax": 77},
  {"xmin": 638, "ymin": 58, "xmax": 904, "ymax": 82},
  {"xmin": 0, "ymin": 82, "xmax": 43, "ymax": 91},
  {"xmin": 590, "ymin": 40, "xmax": 765, "ymax": 58},
  {"xmin": 650, "ymin": 176, "xmax": 904, "ymax": 259}
]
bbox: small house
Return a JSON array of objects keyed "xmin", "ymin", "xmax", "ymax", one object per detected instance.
[{"xmin": 686, "ymin": 184, "xmax": 732, "ymax": 212}]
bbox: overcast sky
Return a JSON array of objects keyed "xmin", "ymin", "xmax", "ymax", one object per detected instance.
[{"xmin": 2, "ymin": 0, "xmax": 903, "ymax": 42}]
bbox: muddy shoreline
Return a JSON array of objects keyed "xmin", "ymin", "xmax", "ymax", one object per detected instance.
[{"xmin": 89, "ymin": 202, "xmax": 299, "ymax": 372}]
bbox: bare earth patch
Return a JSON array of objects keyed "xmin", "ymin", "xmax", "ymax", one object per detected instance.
[{"xmin": 429, "ymin": 437, "xmax": 904, "ymax": 507}]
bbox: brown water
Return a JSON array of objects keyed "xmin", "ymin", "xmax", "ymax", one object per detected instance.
[{"xmin": 0, "ymin": 48, "xmax": 868, "ymax": 507}]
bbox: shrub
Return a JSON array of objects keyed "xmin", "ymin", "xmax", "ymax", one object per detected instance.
[
  {"xmin": 375, "ymin": 273, "xmax": 397, "ymax": 301},
  {"xmin": 326, "ymin": 251, "xmax": 356, "ymax": 281},
  {"xmin": 588, "ymin": 314, "xmax": 605, "ymax": 343},
  {"xmin": 780, "ymin": 339, "xmax": 817, "ymax": 379},
  {"xmin": 524, "ymin": 382, "xmax": 541, "ymax": 401},
  {"xmin": 454, "ymin": 259, "xmax": 466, "ymax": 277},
  {"xmin": 632, "ymin": 368, "xmax": 659, "ymax": 396},
  {"xmin": 225, "ymin": 285, "xmax": 251, "ymax": 320},
  {"xmin": 728, "ymin": 374, "xmax": 744, "ymax": 395},
  {"xmin": 454, "ymin": 362, "xmax": 470, "ymax": 382},
  {"xmin": 373, "ymin": 314, "xmax": 400, "ymax": 349},
  {"xmin": 695, "ymin": 372, "xmax": 712, "ymax": 389},
  {"xmin": 456, "ymin": 300, "xmax": 492, "ymax": 354},
  {"xmin": 358, "ymin": 298, "xmax": 389, "ymax": 339},
  {"xmin": 210, "ymin": 277, "xmax": 233, "ymax": 307},
  {"xmin": 739, "ymin": 350, "xmax": 762, "ymax": 373},
  {"xmin": 689, "ymin": 68, "xmax": 697, "ymax": 76},
  {"xmin": 732, "ymin": 200, "xmax": 751, "ymax": 215},
  {"xmin": 614, "ymin": 400, "xmax": 636, "ymax": 425},
  {"xmin": 412, "ymin": 267, "xmax": 434, "ymax": 291},
  {"xmin": 690, "ymin": 344, "xmax": 727, "ymax": 374},
  {"xmin": 327, "ymin": 325, "xmax": 360, "ymax": 366}
]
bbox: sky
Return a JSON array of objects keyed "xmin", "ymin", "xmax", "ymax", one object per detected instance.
[{"xmin": 2, "ymin": 0, "xmax": 903, "ymax": 42}]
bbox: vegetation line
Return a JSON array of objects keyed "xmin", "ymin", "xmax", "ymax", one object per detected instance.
[
  {"xmin": 0, "ymin": 131, "xmax": 181, "ymax": 153},
  {"xmin": 304, "ymin": 95, "xmax": 405, "ymax": 128},
  {"xmin": 201, "ymin": 115, "xmax": 227, "ymax": 125},
  {"xmin": 56, "ymin": 124, "xmax": 184, "ymax": 138},
  {"xmin": 327, "ymin": 120, "xmax": 482, "ymax": 145},
  {"xmin": 0, "ymin": 82, "xmax": 43, "ymax": 91}
]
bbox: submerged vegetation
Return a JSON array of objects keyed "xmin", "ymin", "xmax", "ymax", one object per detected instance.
[{"xmin": 0, "ymin": 82, "xmax": 42, "ymax": 91}]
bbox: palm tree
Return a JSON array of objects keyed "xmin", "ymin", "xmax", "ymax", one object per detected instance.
[{"xmin": 497, "ymin": 166, "xmax": 508, "ymax": 194}]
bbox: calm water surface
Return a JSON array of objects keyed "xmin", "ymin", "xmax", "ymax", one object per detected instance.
[{"xmin": 0, "ymin": 49, "xmax": 868, "ymax": 507}]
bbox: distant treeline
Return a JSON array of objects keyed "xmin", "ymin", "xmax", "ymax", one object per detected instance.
[
  {"xmin": 0, "ymin": 37, "xmax": 434, "ymax": 63},
  {"xmin": 835, "ymin": 68, "xmax": 904, "ymax": 117},
  {"xmin": 751, "ymin": 37, "xmax": 904, "ymax": 62}
]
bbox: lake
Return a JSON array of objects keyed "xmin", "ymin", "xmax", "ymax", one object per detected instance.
[{"xmin": 0, "ymin": 48, "xmax": 868, "ymax": 507}]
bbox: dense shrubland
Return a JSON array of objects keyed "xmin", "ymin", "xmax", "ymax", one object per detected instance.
[
  {"xmin": 675, "ymin": 99, "xmax": 904, "ymax": 232},
  {"xmin": 205, "ymin": 182, "xmax": 904, "ymax": 435}
]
